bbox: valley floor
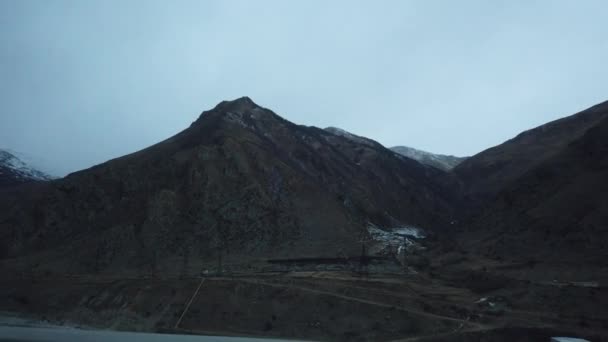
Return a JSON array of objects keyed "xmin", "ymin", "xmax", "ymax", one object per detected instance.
[{"xmin": 1, "ymin": 263, "xmax": 606, "ymax": 341}]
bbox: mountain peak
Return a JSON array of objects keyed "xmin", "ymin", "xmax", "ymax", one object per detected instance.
[
  {"xmin": 192, "ymin": 97, "xmax": 273, "ymax": 129},
  {"xmin": 215, "ymin": 96, "xmax": 260, "ymax": 113}
]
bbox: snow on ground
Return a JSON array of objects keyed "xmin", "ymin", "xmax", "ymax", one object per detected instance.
[
  {"xmin": 393, "ymin": 227, "xmax": 425, "ymax": 239},
  {"xmin": 367, "ymin": 223, "xmax": 425, "ymax": 254}
]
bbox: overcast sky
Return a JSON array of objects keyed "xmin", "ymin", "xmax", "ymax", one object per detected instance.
[{"xmin": 1, "ymin": 0, "xmax": 607, "ymax": 176}]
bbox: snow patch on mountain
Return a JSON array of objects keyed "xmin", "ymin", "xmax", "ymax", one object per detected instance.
[
  {"xmin": 323, "ymin": 127, "xmax": 466, "ymax": 171},
  {"xmin": 0, "ymin": 149, "xmax": 53, "ymax": 182},
  {"xmin": 324, "ymin": 127, "xmax": 380, "ymax": 148},
  {"xmin": 390, "ymin": 145, "xmax": 466, "ymax": 171}
]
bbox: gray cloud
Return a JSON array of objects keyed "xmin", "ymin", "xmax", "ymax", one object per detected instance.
[{"xmin": 1, "ymin": 0, "xmax": 607, "ymax": 176}]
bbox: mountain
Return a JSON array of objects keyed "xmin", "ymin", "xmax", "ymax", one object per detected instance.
[
  {"xmin": 324, "ymin": 127, "xmax": 383, "ymax": 149},
  {"xmin": 454, "ymin": 100, "xmax": 608, "ymax": 263},
  {"xmin": 324, "ymin": 127, "xmax": 466, "ymax": 171},
  {"xmin": 453, "ymin": 100, "xmax": 608, "ymax": 207},
  {"xmin": 0, "ymin": 97, "xmax": 459, "ymax": 275},
  {"xmin": 390, "ymin": 146, "xmax": 466, "ymax": 171},
  {"xmin": 2, "ymin": 98, "xmax": 607, "ymax": 340},
  {"xmin": 0, "ymin": 149, "xmax": 52, "ymax": 187}
]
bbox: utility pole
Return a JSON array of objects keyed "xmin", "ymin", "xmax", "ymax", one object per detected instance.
[
  {"xmin": 217, "ymin": 246, "xmax": 223, "ymax": 276},
  {"xmin": 401, "ymin": 235, "xmax": 408, "ymax": 270},
  {"xmin": 357, "ymin": 235, "xmax": 370, "ymax": 277}
]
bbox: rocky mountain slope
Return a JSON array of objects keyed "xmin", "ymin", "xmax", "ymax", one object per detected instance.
[
  {"xmin": 0, "ymin": 149, "xmax": 51, "ymax": 187},
  {"xmin": 324, "ymin": 127, "xmax": 384, "ymax": 149},
  {"xmin": 390, "ymin": 146, "xmax": 466, "ymax": 171},
  {"xmin": 453, "ymin": 100, "xmax": 608, "ymax": 207},
  {"xmin": 454, "ymin": 100, "xmax": 608, "ymax": 263},
  {"xmin": 0, "ymin": 97, "xmax": 459, "ymax": 275},
  {"xmin": 324, "ymin": 127, "xmax": 466, "ymax": 171},
  {"xmin": 2, "ymin": 98, "xmax": 608, "ymax": 341}
]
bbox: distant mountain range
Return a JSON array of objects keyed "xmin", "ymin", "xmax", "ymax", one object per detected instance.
[
  {"xmin": 324, "ymin": 127, "xmax": 466, "ymax": 171},
  {"xmin": 390, "ymin": 146, "xmax": 466, "ymax": 171},
  {"xmin": 0, "ymin": 149, "xmax": 52, "ymax": 187}
]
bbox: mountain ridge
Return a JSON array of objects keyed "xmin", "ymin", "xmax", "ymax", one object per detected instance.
[
  {"xmin": 452, "ymin": 100, "xmax": 608, "ymax": 263},
  {"xmin": 0, "ymin": 97, "xmax": 459, "ymax": 275},
  {"xmin": 0, "ymin": 149, "xmax": 52, "ymax": 187},
  {"xmin": 390, "ymin": 145, "xmax": 466, "ymax": 171},
  {"xmin": 2, "ymin": 97, "xmax": 608, "ymax": 340},
  {"xmin": 323, "ymin": 126, "xmax": 466, "ymax": 171},
  {"xmin": 453, "ymin": 100, "xmax": 608, "ymax": 207}
]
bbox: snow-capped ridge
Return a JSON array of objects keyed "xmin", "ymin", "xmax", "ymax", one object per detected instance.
[
  {"xmin": 0, "ymin": 149, "xmax": 53, "ymax": 183},
  {"xmin": 390, "ymin": 145, "xmax": 466, "ymax": 171},
  {"xmin": 324, "ymin": 127, "xmax": 381, "ymax": 148}
]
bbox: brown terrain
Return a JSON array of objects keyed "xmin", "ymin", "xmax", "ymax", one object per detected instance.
[
  {"xmin": 0, "ymin": 97, "xmax": 607, "ymax": 341},
  {"xmin": 454, "ymin": 100, "xmax": 608, "ymax": 209}
]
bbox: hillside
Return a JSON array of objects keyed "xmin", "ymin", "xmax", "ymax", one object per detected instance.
[
  {"xmin": 453, "ymin": 100, "xmax": 608, "ymax": 208},
  {"xmin": 0, "ymin": 97, "xmax": 459, "ymax": 275},
  {"xmin": 461, "ymin": 113, "xmax": 608, "ymax": 264},
  {"xmin": 0, "ymin": 150, "xmax": 51, "ymax": 188},
  {"xmin": 323, "ymin": 127, "xmax": 466, "ymax": 171},
  {"xmin": 1, "ymin": 98, "xmax": 607, "ymax": 341},
  {"xmin": 390, "ymin": 146, "xmax": 466, "ymax": 171}
]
